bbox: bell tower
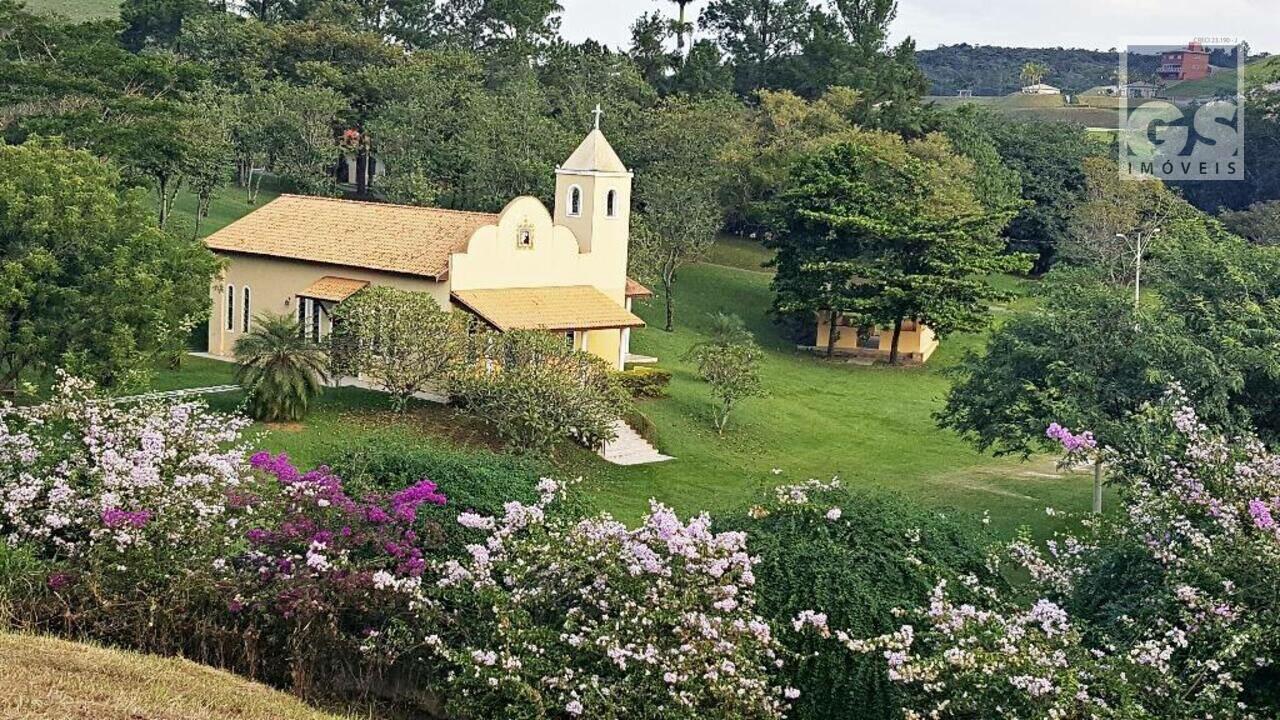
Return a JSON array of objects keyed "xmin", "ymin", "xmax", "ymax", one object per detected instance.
[{"xmin": 554, "ymin": 106, "xmax": 632, "ymax": 280}]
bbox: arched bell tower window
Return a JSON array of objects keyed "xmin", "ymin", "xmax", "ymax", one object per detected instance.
[
  {"xmin": 606, "ymin": 189, "xmax": 618, "ymax": 218},
  {"xmin": 568, "ymin": 185, "xmax": 583, "ymax": 217}
]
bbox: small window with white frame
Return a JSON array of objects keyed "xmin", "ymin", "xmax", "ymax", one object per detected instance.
[
  {"xmin": 606, "ymin": 189, "xmax": 618, "ymax": 218},
  {"xmin": 564, "ymin": 330, "xmax": 576, "ymax": 350},
  {"xmin": 568, "ymin": 185, "xmax": 583, "ymax": 217},
  {"xmin": 225, "ymin": 284, "xmax": 235, "ymax": 331}
]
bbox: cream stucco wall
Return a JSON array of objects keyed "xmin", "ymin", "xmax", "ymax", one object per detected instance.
[
  {"xmin": 448, "ymin": 194, "xmax": 633, "ymax": 369},
  {"xmin": 208, "ymin": 254, "xmax": 448, "ymax": 358}
]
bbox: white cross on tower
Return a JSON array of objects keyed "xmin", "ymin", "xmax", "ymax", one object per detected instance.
[{"xmin": 592, "ymin": 103, "xmax": 603, "ymax": 131}]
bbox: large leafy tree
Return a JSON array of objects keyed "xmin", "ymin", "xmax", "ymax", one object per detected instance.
[
  {"xmin": 700, "ymin": 0, "xmax": 811, "ymax": 95},
  {"xmin": 939, "ymin": 227, "xmax": 1280, "ymax": 457},
  {"xmin": 628, "ymin": 95, "xmax": 745, "ymax": 331},
  {"xmin": 1062, "ymin": 156, "xmax": 1180, "ymax": 286},
  {"xmin": 985, "ymin": 118, "xmax": 1098, "ymax": 272},
  {"xmin": 233, "ymin": 313, "xmax": 328, "ymax": 421},
  {"xmin": 330, "ymin": 286, "xmax": 473, "ymax": 412},
  {"xmin": 769, "ymin": 130, "xmax": 1027, "ymax": 364},
  {"xmin": 0, "ymin": 140, "xmax": 219, "ymax": 394},
  {"xmin": 121, "ymin": 0, "xmax": 214, "ymax": 50}
]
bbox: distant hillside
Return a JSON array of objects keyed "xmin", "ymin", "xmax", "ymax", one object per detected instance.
[{"xmin": 917, "ymin": 45, "xmax": 1162, "ymax": 95}]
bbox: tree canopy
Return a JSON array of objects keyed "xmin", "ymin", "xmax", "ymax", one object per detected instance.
[
  {"xmin": 0, "ymin": 139, "xmax": 218, "ymax": 393},
  {"xmin": 768, "ymin": 129, "xmax": 1027, "ymax": 362}
]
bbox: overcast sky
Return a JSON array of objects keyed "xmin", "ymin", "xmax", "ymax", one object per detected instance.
[{"xmin": 559, "ymin": 0, "xmax": 1280, "ymax": 55}]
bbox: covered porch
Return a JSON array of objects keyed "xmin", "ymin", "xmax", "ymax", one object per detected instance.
[{"xmin": 450, "ymin": 285, "xmax": 646, "ymax": 369}]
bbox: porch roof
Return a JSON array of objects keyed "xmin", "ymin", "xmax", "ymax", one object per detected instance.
[
  {"xmin": 451, "ymin": 286, "xmax": 645, "ymax": 332},
  {"xmin": 299, "ymin": 276, "xmax": 370, "ymax": 302}
]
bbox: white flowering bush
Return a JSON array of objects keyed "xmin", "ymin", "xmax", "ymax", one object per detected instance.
[
  {"xmin": 726, "ymin": 478, "xmax": 995, "ymax": 720},
  {"xmin": 0, "ymin": 372, "xmax": 251, "ymax": 562},
  {"xmin": 427, "ymin": 480, "xmax": 795, "ymax": 719},
  {"xmin": 0, "ymin": 373, "xmax": 253, "ymax": 646},
  {"xmin": 806, "ymin": 388, "xmax": 1280, "ymax": 719}
]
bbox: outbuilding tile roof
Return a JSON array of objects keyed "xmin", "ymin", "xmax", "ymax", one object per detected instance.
[
  {"xmin": 625, "ymin": 277, "xmax": 653, "ymax": 298},
  {"xmin": 204, "ymin": 195, "xmax": 498, "ymax": 279},
  {"xmin": 451, "ymin": 286, "xmax": 645, "ymax": 332}
]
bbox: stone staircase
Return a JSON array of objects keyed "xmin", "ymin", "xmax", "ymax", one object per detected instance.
[{"xmin": 598, "ymin": 419, "xmax": 674, "ymax": 466}]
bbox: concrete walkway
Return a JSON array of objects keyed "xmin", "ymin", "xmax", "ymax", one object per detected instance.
[
  {"xmin": 106, "ymin": 385, "xmax": 241, "ymax": 404},
  {"xmin": 597, "ymin": 419, "xmax": 674, "ymax": 466}
]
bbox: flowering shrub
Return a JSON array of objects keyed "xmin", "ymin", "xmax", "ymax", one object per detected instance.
[
  {"xmin": 809, "ymin": 388, "xmax": 1280, "ymax": 719},
  {"xmin": 0, "ymin": 373, "xmax": 253, "ymax": 647},
  {"xmin": 724, "ymin": 478, "xmax": 994, "ymax": 720},
  {"xmin": 426, "ymin": 479, "xmax": 795, "ymax": 719},
  {"xmin": 224, "ymin": 452, "xmax": 448, "ymax": 691},
  {"xmin": 0, "ymin": 373, "xmax": 250, "ymax": 558}
]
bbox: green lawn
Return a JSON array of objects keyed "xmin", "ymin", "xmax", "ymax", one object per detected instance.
[
  {"xmin": 170, "ymin": 181, "xmax": 285, "ymax": 240},
  {"xmin": 574, "ymin": 258, "xmax": 1089, "ymax": 537},
  {"xmin": 25, "ymin": 0, "xmax": 119, "ymax": 21}
]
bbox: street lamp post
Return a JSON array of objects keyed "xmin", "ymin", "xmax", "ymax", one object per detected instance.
[{"xmin": 1116, "ymin": 227, "xmax": 1160, "ymax": 316}]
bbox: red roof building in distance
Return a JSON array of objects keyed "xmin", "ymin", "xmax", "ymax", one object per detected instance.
[{"xmin": 1159, "ymin": 41, "xmax": 1212, "ymax": 81}]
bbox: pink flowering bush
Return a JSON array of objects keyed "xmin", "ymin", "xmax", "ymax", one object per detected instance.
[
  {"xmin": 223, "ymin": 451, "xmax": 448, "ymax": 691},
  {"xmin": 809, "ymin": 388, "xmax": 1280, "ymax": 719},
  {"xmin": 426, "ymin": 479, "xmax": 795, "ymax": 719}
]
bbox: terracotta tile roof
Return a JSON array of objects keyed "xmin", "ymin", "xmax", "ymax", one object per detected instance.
[
  {"xmin": 625, "ymin": 277, "xmax": 653, "ymax": 298},
  {"xmin": 204, "ymin": 195, "xmax": 498, "ymax": 279},
  {"xmin": 299, "ymin": 276, "xmax": 369, "ymax": 302},
  {"xmin": 451, "ymin": 286, "xmax": 645, "ymax": 332}
]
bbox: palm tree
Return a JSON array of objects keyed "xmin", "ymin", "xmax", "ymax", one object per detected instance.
[
  {"xmin": 233, "ymin": 313, "xmax": 328, "ymax": 422},
  {"xmin": 668, "ymin": 0, "xmax": 693, "ymax": 55},
  {"xmin": 1020, "ymin": 61, "xmax": 1049, "ymax": 87}
]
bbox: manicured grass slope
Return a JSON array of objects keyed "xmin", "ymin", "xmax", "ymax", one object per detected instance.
[
  {"xmin": 581, "ymin": 255, "xmax": 1090, "ymax": 536},
  {"xmin": 24, "ymin": 0, "xmax": 119, "ymax": 20},
  {"xmin": 0, "ymin": 632, "xmax": 350, "ymax": 720}
]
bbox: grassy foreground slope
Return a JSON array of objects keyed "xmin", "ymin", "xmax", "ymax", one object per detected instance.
[{"xmin": 0, "ymin": 632, "xmax": 350, "ymax": 720}]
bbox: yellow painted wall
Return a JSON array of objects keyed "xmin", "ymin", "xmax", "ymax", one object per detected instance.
[
  {"xmin": 448, "ymin": 195, "xmax": 632, "ymax": 369},
  {"xmin": 814, "ymin": 315, "xmax": 940, "ymax": 363},
  {"xmin": 208, "ymin": 255, "xmax": 447, "ymax": 358}
]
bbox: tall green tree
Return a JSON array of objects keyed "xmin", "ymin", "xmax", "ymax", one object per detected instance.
[
  {"xmin": 233, "ymin": 313, "xmax": 328, "ymax": 421},
  {"xmin": 668, "ymin": 0, "xmax": 695, "ymax": 54},
  {"xmin": 700, "ymin": 0, "xmax": 811, "ymax": 94},
  {"xmin": 0, "ymin": 140, "xmax": 219, "ymax": 394},
  {"xmin": 628, "ymin": 95, "xmax": 745, "ymax": 331},
  {"xmin": 986, "ymin": 118, "xmax": 1098, "ymax": 272},
  {"xmin": 769, "ymin": 130, "xmax": 1026, "ymax": 364},
  {"xmin": 629, "ymin": 11, "xmax": 676, "ymax": 88},
  {"xmin": 1019, "ymin": 60, "xmax": 1049, "ymax": 86},
  {"xmin": 121, "ymin": 0, "xmax": 214, "ymax": 50},
  {"xmin": 939, "ymin": 231, "xmax": 1280, "ymax": 465}
]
